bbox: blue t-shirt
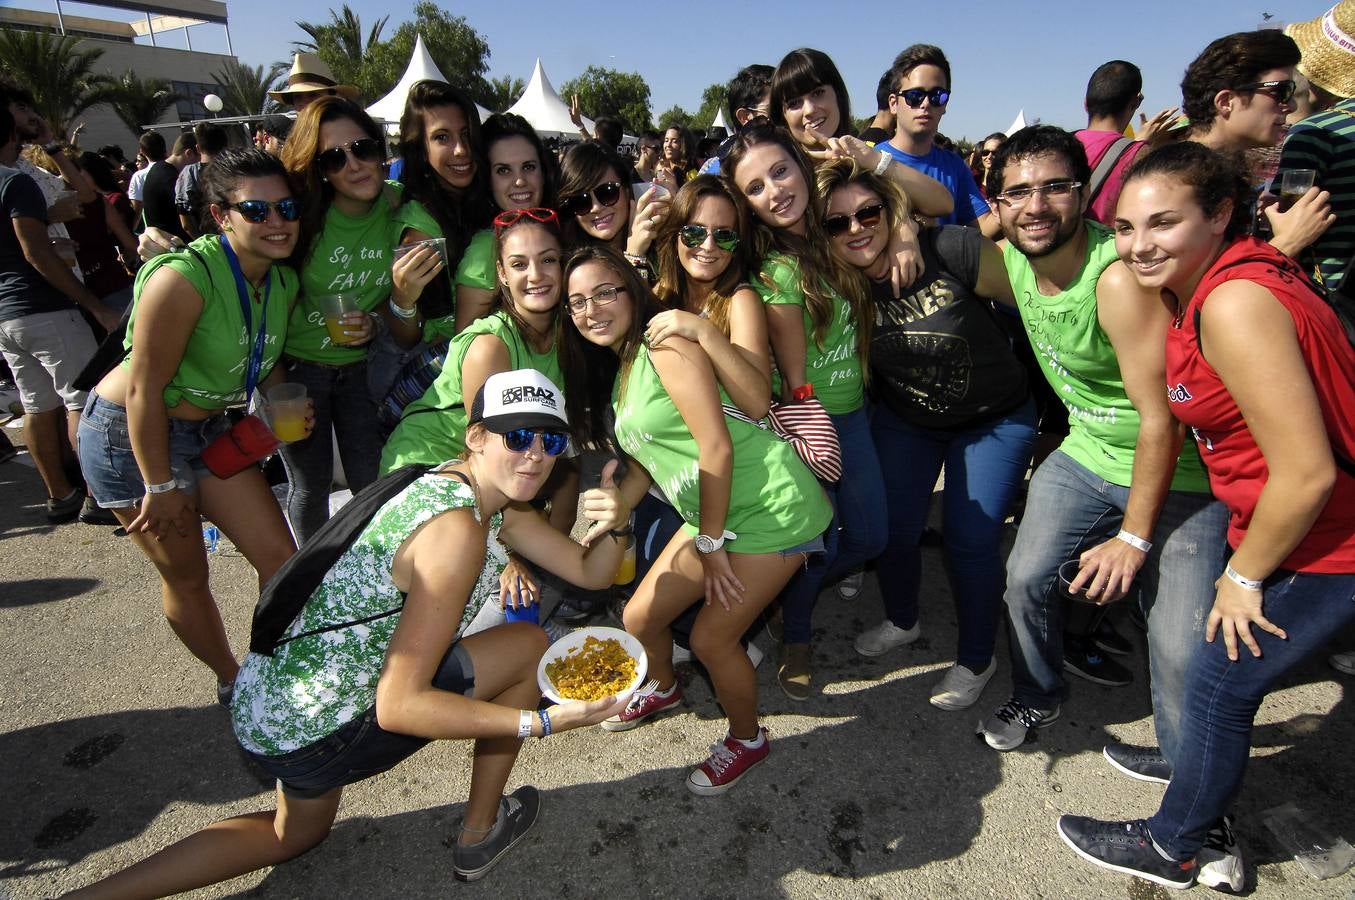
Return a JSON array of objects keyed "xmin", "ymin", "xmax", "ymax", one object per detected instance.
[
  {"xmin": 0, "ymin": 166, "xmax": 72, "ymax": 323},
  {"xmin": 878, "ymin": 142, "xmax": 988, "ymax": 226}
]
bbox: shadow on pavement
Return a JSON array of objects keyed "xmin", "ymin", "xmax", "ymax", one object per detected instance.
[{"xmin": 1, "ymin": 577, "xmax": 101, "ymax": 608}]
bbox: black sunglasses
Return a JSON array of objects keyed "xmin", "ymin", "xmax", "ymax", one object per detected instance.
[
  {"xmin": 316, "ymin": 138, "xmax": 385, "ymax": 174},
  {"xmin": 1236, "ymin": 79, "xmax": 1297, "ymax": 105},
  {"xmin": 894, "ymin": 87, "xmax": 951, "ymax": 109},
  {"xmin": 560, "ymin": 181, "xmax": 624, "ymax": 217},
  {"xmin": 679, "ymin": 224, "xmax": 739, "ymax": 251},
  {"xmin": 502, "ymin": 428, "xmax": 569, "ymax": 456},
  {"xmin": 823, "ymin": 203, "xmax": 886, "ymax": 237},
  {"xmin": 224, "ymin": 198, "xmax": 301, "ymax": 223}
]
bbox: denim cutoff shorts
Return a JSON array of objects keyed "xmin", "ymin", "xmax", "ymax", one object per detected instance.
[
  {"xmin": 76, "ymin": 393, "xmax": 229, "ymax": 509},
  {"xmin": 245, "ymin": 641, "xmax": 476, "ymax": 798}
]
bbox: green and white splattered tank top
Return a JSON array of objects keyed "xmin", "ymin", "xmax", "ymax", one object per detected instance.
[{"xmin": 232, "ymin": 471, "xmax": 504, "ymax": 756}]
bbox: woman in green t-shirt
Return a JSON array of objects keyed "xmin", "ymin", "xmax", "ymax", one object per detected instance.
[
  {"xmin": 277, "ymin": 98, "xmax": 445, "ymax": 543},
  {"xmin": 560, "ymin": 245, "xmax": 832, "ymax": 797},
  {"xmin": 723, "ymin": 123, "xmax": 888, "ymax": 702},
  {"xmin": 76, "ymin": 149, "xmax": 310, "ymax": 704}
]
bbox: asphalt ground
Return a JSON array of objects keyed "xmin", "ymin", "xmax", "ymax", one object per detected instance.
[{"xmin": 2, "ymin": 430, "xmax": 1353, "ymax": 899}]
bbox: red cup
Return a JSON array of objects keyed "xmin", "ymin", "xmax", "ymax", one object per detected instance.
[{"xmin": 200, "ymin": 415, "xmax": 280, "ymax": 479}]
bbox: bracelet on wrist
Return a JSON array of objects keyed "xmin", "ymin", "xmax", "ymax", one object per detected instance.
[
  {"xmin": 388, "ymin": 298, "xmax": 419, "ymax": 320},
  {"xmin": 610, "ymin": 524, "xmax": 634, "ymax": 539},
  {"xmin": 537, "ymin": 708, "xmax": 552, "ymax": 737},
  {"xmin": 1115, "ymin": 530, "xmax": 1152, "ymax": 553},
  {"xmin": 144, "ymin": 479, "xmax": 178, "ymax": 494},
  {"xmin": 517, "ymin": 709, "xmax": 533, "ymax": 739},
  {"xmin": 873, "ymin": 150, "xmax": 891, "ymax": 177},
  {"xmin": 1225, "ymin": 564, "xmax": 1264, "ymax": 592}
]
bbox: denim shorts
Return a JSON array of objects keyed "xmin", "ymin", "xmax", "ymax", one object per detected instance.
[
  {"xmin": 76, "ymin": 393, "xmax": 228, "ymax": 509},
  {"xmin": 247, "ymin": 641, "xmax": 476, "ymax": 799},
  {"xmin": 779, "ymin": 534, "xmax": 826, "ymax": 559}
]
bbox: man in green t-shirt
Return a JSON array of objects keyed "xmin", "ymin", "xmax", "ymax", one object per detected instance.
[{"xmin": 975, "ymin": 128, "xmax": 1228, "ymax": 793}]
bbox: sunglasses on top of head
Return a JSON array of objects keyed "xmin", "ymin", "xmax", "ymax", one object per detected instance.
[
  {"xmin": 224, "ymin": 198, "xmax": 301, "ymax": 223},
  {"xmin": 1236, "ymin": 78, "xmax": 1297, "ymax": 105},
  {"xmin": 560, "ymin": 181, "xmax": 624, "ymax": 217},
  {"xmin": 493, "ymin": 207, "xmax": 560, "ymax": 234},
  {"xmin": 316, "ymin": 138, "xmax": 385, "ymax": 174},
  {"xmin": 893, "ymin": 87, "xmax": 951, "ymax": 109},
  {"xmin": 822, "ymin": 203, "xmax": 885, "ymax": 237},
  {"xmin": 502, "ymin": 427, "xmax": 570, "ymax": 456},
  {"xmin": 679, "ymin": 224, "xmax": 739, "ymax": 251}
]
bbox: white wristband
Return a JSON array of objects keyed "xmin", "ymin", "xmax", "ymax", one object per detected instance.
[
  {"xmin": 144, "ymin": 479, "xmax": 178, "ymax": 494},
  {"xmin": 1115, "ymin": 530, "xmax": 1152, "ymax": 552},
  {"xmin": 517, "ymin": 709, "xmax": 533, "ymax": 739},
  {"xmin": 874, "ymin": 150, "xmax": 891, "ymax": 176},
  {"xmin": 1225, "ymin": 565, "xmax": 1264, "ymax": 592},
  {"xmin": 389, "ymin": 298, "xmax": 419, "ymax": 320}
]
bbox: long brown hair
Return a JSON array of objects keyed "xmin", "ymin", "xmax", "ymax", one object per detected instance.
[
  {"xmin": 491, "ymin": 215, "xmax": 564, "ymax": 347},
  {"xmin": 721, "ymin": 122, "xmax": 869, "ymax": 354},
  {"xmin": 653, "ymin": 175, "xmax": 754, "ymax": 335},
  {"xmin": 281, "ymin": 96, "xmax": 386, "ymax": 263}
]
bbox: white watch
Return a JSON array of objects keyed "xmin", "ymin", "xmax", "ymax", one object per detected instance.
[{"xmin": 694, "ymin": 530, "xmax": 737, "ymax": 554}]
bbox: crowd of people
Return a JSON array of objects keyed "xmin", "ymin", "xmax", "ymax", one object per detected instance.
[{"xmin": 3, "ymin": 5, "xmax": 1355, "ymax": 895}]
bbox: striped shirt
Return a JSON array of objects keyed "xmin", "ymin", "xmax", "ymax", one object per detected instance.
[{"xmin": 1277, "ymin": 98, "xmax": 1355, "ymax": 291}]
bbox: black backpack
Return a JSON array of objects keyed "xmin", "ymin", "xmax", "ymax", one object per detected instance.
[{"xmin": 249, "ymin": 464, "xmax": 439, "ymax": 655}]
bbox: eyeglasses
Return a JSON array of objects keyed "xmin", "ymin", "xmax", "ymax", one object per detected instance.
[
  {"xmin": 893, "ymin": 87, "xmax": 951, "ymax": 109},
  {"xmin": 566, "ymin": 284, "xmax": 625, "ymax": 316},
  {"xmin": 502, "ymin": 428, "xmax": 570, "ymax": 457},
  {"xmin": 993, "ymin": 181, "xmax": 1082, "ymax": 208},
  {"xmin": 493, "ymin": 207, "xmax": 560, "ymax": 234},
  {"xmin": 560, "ymin": 181, "xmax": 624, "ymax": 217},
  {"xmin": 1235, "ymin": 79, "xmax": 1297, "ymax": 105},
  {"xmin": 224, "ymin": 198, "xmax": 301, "ymax": 223},
  {"xmin": 316, "ymin": 138, "xmax": 385, "ymax": 174},
  {"xmin": 823, "ymin": 203, "xmax": 886, "ymax": 237},
  {"xmin": 679, "ymin": 224, "xmax": 739, "ymax": 251}
]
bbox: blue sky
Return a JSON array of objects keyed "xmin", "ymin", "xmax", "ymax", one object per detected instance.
[{"xmin": 49, "ymin": 1, "xmax": 1333, "ymax": 139}]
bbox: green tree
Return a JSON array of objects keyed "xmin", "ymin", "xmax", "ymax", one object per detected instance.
[
  {"xmin": 104, "ymin": 72, "xmax": 185, "ymax": 134},
  {"xmin": 295, "ymin": 3, "xmax": 388, "ymax": 98},
  {"xmin": 0, "ymin": 30, "xmax": 113, "ymax": 140},
  {"xmin": 657, "ymin": 105, "xmax": 691, "ymax": 131},
  {"xmin": 692, "ymin": 83, "xmax": 727, "ymax": 130},
  {"xmin": 485, "ymin": 75, "xmax": 525, "ymax": 113},
  {"xmin": 560, "ymin": 66, "xmax": 652, "ymax": 135},
  {"xmin": 365, "ymin": 4, "xmax": 493, "ymax": 106},
  {"xmin": 212, "ymin": 59, "xmax": 287, "ymax": 117}
]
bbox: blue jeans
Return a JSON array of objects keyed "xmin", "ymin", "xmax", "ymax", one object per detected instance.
[
  {"xmin": 278, "ymin": 358, "xmax": 383, "ymax": 544},
  {"xmin": 1004, "ymin": 451, "xmax": 1228, "ymax": 765},
  {"xmin": 1148, "ymin": 570, "xmax": 1355, "ymax": 858},
  {"xmin": 781, "ymin": 406, "xmax": 888, "ymax": 644},
  {"xmin": 873, "ymin": 399, "xmax": 1038, "ymax": 670}
]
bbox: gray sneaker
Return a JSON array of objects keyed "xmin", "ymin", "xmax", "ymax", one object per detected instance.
[
  {"xmin": 452, "ymin": 785, "xmax": 540, "ymax": 882},
  {"xmin": 977, "ymin": 697, "xmax": 1060, "ymax": 751}
]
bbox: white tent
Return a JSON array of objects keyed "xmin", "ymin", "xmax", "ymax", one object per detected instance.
[
  {"xmin": 1004, "ymin": 109, "xmax": 1029, "ymax": 135},
  {"xmin": 507, "ymin": 58, "xmax": 593, "ymax": 137},
  {"xmin": 711, "ymin": 108, "xmax": 730, "ymax": 134},
  {"xmin": 366, "ymin": 34, "xmax": 493, "ymax": 132}
]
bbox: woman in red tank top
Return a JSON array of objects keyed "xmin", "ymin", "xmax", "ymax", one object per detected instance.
[{"xmin": 1055, "ymin": 141, "xmax": 1355, "ymax": 892}]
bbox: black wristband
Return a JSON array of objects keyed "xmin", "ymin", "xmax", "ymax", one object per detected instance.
[{"xmin": 609, "ymin": 525, "xmax": 634, "ymax": 539}]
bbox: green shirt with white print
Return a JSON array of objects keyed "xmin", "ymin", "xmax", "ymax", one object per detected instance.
[{"xmin": 285, "ymin": 181, "xmax": 440, "ymax": 364}]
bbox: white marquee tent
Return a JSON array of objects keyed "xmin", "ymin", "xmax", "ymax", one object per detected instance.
[
  {"xmin": 366, "ymin": 34, "xmax": 493, "ymax": 132},
  {"xmin": 507, "ymin": 58, "xmax": 594, "ymax": 137},
  {"xmin": 711, "ymin": 108, "xmax": 730, "ymax": 134}
]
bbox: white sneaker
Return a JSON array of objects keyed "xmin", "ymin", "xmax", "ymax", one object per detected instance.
[
  {"xmin": 929, "ymin": 660, "xmax": 997, "ymax": 710},
  {"xmin": 745, "ymin": 642, "xmax": 764, "ymax": 669},
  {"xmin": 836, "ymin": 570, "xmax": 865, "ymax": 600},
  {"xmin": 1197, "ymin": 816, "xmax": 1244, "ymax": 892},
  {"xmin": 1329, "ymin": 651, "xmax": 1355, "ymax": 675},
  {"xmin": 854, "ymin": 619, "xmax": 920, "ymax": 657}
]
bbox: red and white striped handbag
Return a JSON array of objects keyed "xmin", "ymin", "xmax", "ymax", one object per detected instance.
[{"xmin": 722, "ymin": 399, "xmax": 842, "ymax": 484}]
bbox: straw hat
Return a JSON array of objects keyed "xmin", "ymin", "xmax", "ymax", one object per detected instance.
[
  {"xmin": 1285, "ymin": 2, "xmax": 1355, "ymax": 99},
  {"xmin": 268, "ymin": 53, "xmax": 359, "ymax": 104}
]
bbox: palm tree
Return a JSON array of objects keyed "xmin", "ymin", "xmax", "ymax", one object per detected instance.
[
  {"xmin": 0, "ymin": 30, "xmax": 113, "ymax": 141},
  {"xmin": 486, "ymin": 75, "xmax": 525, "ymax": 113},
  {"xmin": 212, "ymin": 59, "xmax": 287, "ymax": 117},
  {"xmin": 105, "ymin": 72, "xmax": 185, "ymax": 134},
  {"xmin": 295, "ymin": 4, "xmax": 388, "ymax": 94}
]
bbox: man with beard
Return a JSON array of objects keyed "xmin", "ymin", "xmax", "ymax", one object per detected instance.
[{"xmin": 974, "ymin": 123, "xmax": 1241, "ymax": 892}]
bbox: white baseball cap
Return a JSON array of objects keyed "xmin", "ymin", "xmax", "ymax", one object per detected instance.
[{"xmin": 469, "ymin": 369, "xmax": 569, "ymax": 433}]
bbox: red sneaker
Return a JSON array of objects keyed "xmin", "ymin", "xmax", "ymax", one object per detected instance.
[
  {"xmin": 599, "ymin": 682, "xmax": 683, "ymax": 732},
  {"xmin": 686, "ymin": 728, "xmax": 770, "ymax": 796}
]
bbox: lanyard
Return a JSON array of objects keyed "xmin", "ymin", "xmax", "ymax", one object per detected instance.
[{"xmin": 219, "ymin": 234, "xmax": 271, "ymax": 404}]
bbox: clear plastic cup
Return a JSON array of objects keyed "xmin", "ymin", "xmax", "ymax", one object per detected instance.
[
  {"xmin": 265, "ymin": 382, "xmax": 308, "ymax": 443},
  {"xmin": 1058, "ymin": 559, "xmax": 1096, "ymax": 603},
  {"xmin": 1279, "ymin": 169, "xmax": 1317, "ymax": 212},
  {"xmin": 613, "ymin": 535, "xmax": 637, "ymax": 586},
  {"xmin": 319, "ymin": 293, "xmax": 361, "ymax": 345}
]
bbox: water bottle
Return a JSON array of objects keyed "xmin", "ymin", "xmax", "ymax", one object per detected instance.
[{"xmin": 202, "ymin": 523, "xmax": 220, "ymax": 553}]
